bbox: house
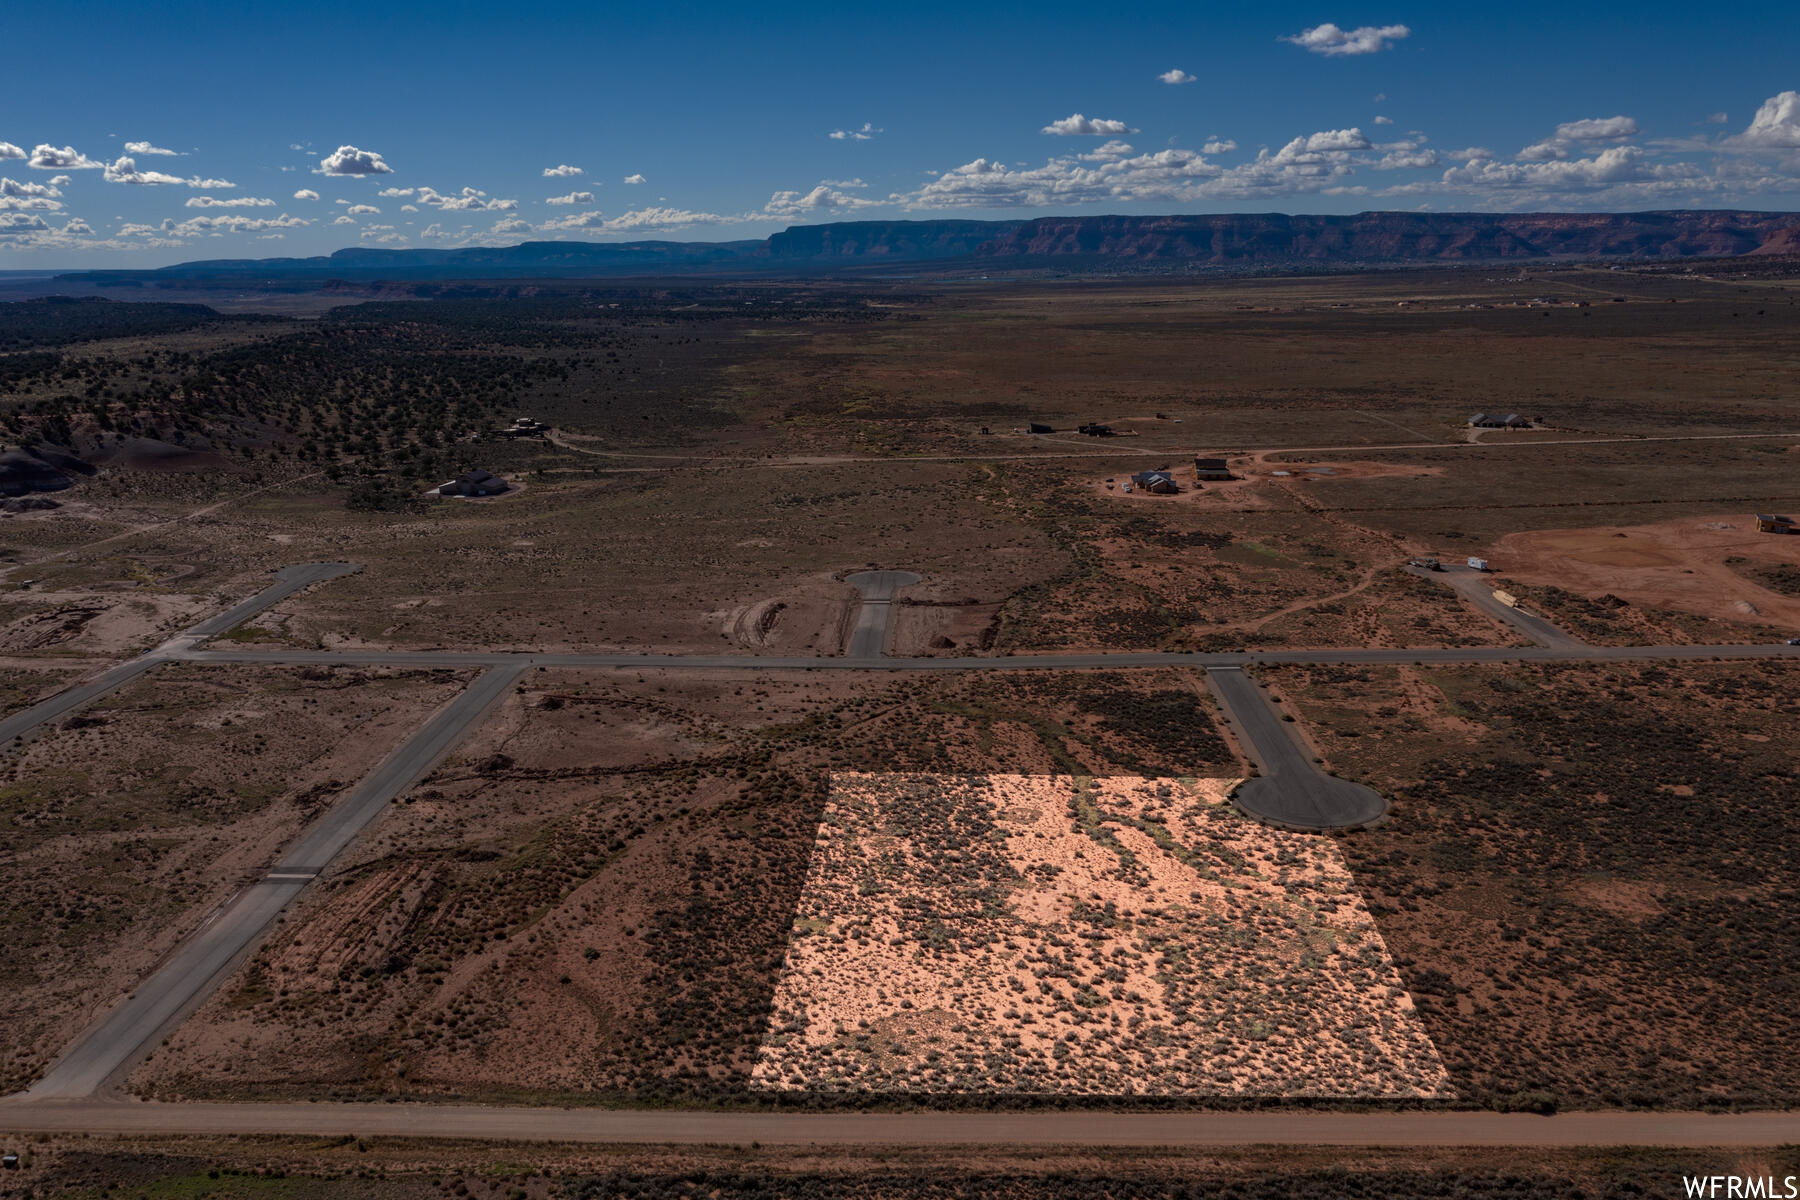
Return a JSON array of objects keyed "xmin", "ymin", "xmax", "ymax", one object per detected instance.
[
  {"xmin": 1193, "ymin": 457, "xmax": 1233, "ymax": 480},
  {"xmin": 1756, "ymin": 513, "xmax": 1797, "ymax": 534},
  {"xmin": 499, "ymin": 416, "xmax": 546, "ymax": 439},
  {"xmin": 438, "ymin": 469, "xmax": 508, "ymax": 498},
  {"xmin": 1470, "ymin": 413, "xmax": 1531, "ymax": 429},
  {"xmin": 1130, "ymin": 470, "xmax": 1180, "ymax": 494},
  {"xmin": 1077, "ymin": 423, "xmax": 1115, "ymax": 437},
  {"xmin": 1028, "ymin": 422, "xmax": 1054, "ymax": 434}
]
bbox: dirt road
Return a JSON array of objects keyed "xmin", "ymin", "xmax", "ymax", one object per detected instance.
[{"xmin": 3, "ymin": 1100, "xmax": 1798, "ymax": 1148}]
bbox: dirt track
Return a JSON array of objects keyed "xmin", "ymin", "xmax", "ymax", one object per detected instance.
[{"xmin": 3, "ymin": 1101, "xmax": 1799, "ymax": 1147}]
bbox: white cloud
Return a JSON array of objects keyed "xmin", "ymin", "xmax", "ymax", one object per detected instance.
[
  {"xmin": 546, "ymin": 191, "xmax": 595, "ymax": 205},
  {"xmin": 1731, "ymin": 91, "xmax": 1800, "ymax": 149},
  {"xmin": 1706, "ymin": 111, "xmax": 1729, "ymax": 125},
  {"xmin": 762, "ymin": 184, "xmax": 880, "ymax": 218},
  {"xmin": 1201, "ymin": 138, "xmax": 1237, "ymax": 155},
  {"xmin": 317, "ymin": 145, "xmax": 393, "ymax": 175},
  {"xmin": 123, "ymin": 140, "xmax": 179, "ymax": 156},
  {"xmin": 333, "ymin": 215, "xmax": 355, "ymax": 225},
  {"xmin": 346, "ymin": 203, "xmax": 380, "ymax": 215},
  {"xmin": 0, "ymin": 143, "xmax": 23, "ymax": 160},
  {"xmin": 0, "ymin": 212, "xmax": 53, "ymax": 236},
  {"xmin": 540, "ymin": 206, "xmax": 727, "ymax": 234},
  {"xmin": 1159, "ymin": 68, "xmax": 1195, "ymax": 85},
  {"xmin": 293, "ymin": 188, "xmax": 320, "ymax": 200},
  {"xmin": 1282, "ymin": 23, "xmax": 1410, "ymax": 56},
  {"xmin": 186, "ymin": 195, "xmax": 275, "ymax": 208},
  {"xmin": 1042, "ymin": 113, "xmax": 1138, "ymax": 136},
  {"xmin": 542, "ymin": 164, "xmax": 584, "ymax": 177},
  {"xmin": 1079, "ymin": 140, "xmax": 1135, "ymax": 163},
  {"xmin": 400, "ymin": 203, "xmax": 419, "ymax": 212},
  {"xmin": 623, "ymin": 173, "xmax": 646, "ymax": 184},
  {"xmin": 126, "ymin": 213, "xmax": 314, "ymax": 238},
  {"xmin": 378, "ymin": 186, "xmax": 415, "ymax": 198},
  {"xmin": 29, "ymin": 144, "xmax": 102, "ymax": 170},
  {"xmin": 103, "ymin": 155, "xmax": 185, "ymax": 185},
  {"xmin": 413, "ymin": 186, "xmax": 515, "ymax": 212},
  {"xmin": 61, "ymin": 218, "xmax": 93, "ymax": 235},
  {"xmin": 1374, "ymin": 115, "xmax": 1394, "ymax": 126},
  {"xmin": 185, "ymin": 176, "xmax": 235, "ymax": 188},
  {"xmin": 1439, "ymin": 145, "xmax": 1702, "ymax": 195},
  {"xmin": 359, "ymin": 224, "xmax": 405, "ymax": 243},
  {"xmin": 1519, "ymin": 115, "xmax": 1639, "ymax": 161},
  {"xmin": 491, "ymin": 217, "xmax": 531, "ymax": 235},
  {"xmin": 829, "ymin": 123, "xmax": 881, "ymax": 141},
  {"xmin": 2, "ymin": 177, "xmax": 63, "ymax": 200}
]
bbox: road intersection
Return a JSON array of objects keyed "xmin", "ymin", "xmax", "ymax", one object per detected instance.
[{"xmin": 3, "ymin": 560, "xmax": 1797, "ymax": 1143}]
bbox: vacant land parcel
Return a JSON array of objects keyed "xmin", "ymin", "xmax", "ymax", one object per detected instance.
[{"xmin": 753, "ymin": 772, "xmax": 1449, "ymax": 1098}]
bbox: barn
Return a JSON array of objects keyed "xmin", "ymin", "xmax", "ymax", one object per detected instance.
[{"xmin": 1193, "ymin": 457, "xmax": 1232, "ymax": 480}]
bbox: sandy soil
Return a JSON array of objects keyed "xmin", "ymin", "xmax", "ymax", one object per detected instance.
[
  {"xmin": 0, "ymin": 589, "xmax": 213, "ymax": 657},
  {"xmin": 1087, "ymin": 457, "xmax": 1442, "ymax": 509},
  {"xmin": 0, "ymin": 664, "xmax": 472, "ymax": 1095},
  {"xmin": 751, "ymin": 773, "xmax": 1451, "ymax": 1097},
  {"xmin": 1491, "ymin": 515, "xmax": 1800, "ymax": 631}
]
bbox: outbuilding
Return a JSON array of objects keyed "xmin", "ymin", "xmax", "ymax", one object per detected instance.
[
  {"xmin": 1470, "ymin": 413, "xmax": 1531, "ymax": 429},
  {"xmin": 1193, "ymin": 457, "xmax": 1233, "ymax": 480},
  {"xmin": 1756, "ymin": 513, "xmax": 1796, "ymax": 534}
]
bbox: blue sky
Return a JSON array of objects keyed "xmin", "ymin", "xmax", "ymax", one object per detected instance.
[{"xmin": 5, "ymin": 0, "xmax": 1799, "ymax": 266}]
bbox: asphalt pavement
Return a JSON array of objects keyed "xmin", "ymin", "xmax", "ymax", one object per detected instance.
[
  {"xmin": 0, "ymin": 562, "xmax": 359, "ymax": 749},
  {"xmin": 1205, "ymin": 665, "xmax": 1387, "ymax": 830},
  {"xmin": 1416, "ymin": 562, "xmax": 1580, "ymax": 650},
  {"xmin": 843, "ymin": 570, "xmax": 921, "ymax": 657},
  {"xmin": 19, "ymin": 662, "xmax": 523, "ymax": 1100},
  {"xmin": 3, "ymin": 1101, "xmax": 1798, "ymax": 1148}
]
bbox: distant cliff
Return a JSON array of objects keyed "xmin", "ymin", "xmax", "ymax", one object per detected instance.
[{"xmin": 51, "ymin": 211, "xmax": 1800, "ymax": 287}]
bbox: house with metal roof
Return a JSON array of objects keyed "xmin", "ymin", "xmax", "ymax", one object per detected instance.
[
  {"xmin": 1130, "ymin": 470, "xmax": 1180, "ymax": 494},
  {"xmin": 1193, "ymin": 456, "xmax": 1232, "ymax": 480},
  {"xmin": 1756, "ymin": 513, "xmax": 1796, "ymax": 534},
  {"xmin": 438, "ymin": 469, "xmax": 509, "ymax": 498},
  {"xmin": 1469, "ymin": 413, "xmax": 1531, "ymax": 428}
]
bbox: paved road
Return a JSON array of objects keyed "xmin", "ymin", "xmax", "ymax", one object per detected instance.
[
  {"xmin": 3, "ymin": 1101, "xmax": 1798, "ymax": 1148},
  {"xmin": 0, "ymin": 563, "xmax": 359, "ymax": 747},
  {"xmin": 1414, "ymin": 563, "xmax": 1579, "ymax": 650},
  {"xmin": 843, "ymin": 570, "xmax": 921, "ymax": 657},
  {"xmin": 176, "ymin": 643, "xmax": 1800, "ymax": 672},
  {"xmin": 18, "ymin": 662, "xmax": 523, "ymax": 1101},
  {"xmin": 1205, "ymin": 666, "xmax": 1387, "ymax": 830}
]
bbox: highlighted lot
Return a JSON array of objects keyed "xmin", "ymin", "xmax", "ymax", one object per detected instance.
[{"xmin": 753, "ymin": 773, "xmax": 1450, "ymax": 1097}]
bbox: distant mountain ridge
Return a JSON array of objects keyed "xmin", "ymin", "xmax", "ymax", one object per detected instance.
[{"xmin": 54, "ymin": 211, "xmax": 1800, "ymax": 285}]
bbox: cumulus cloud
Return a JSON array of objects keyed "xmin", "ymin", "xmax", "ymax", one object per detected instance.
[
  {"xmin": 293, "ymin": 188, "xmax": 320, "ymax": 200},
  {"xmin": 403, "ymin": 186, "xmax": 515, "ymax": 212},
  {"xmin": 1159, "ymin": 68, "xmax": 1195, "ymax": 85},
  {"xmin": 1042, "ymin": 113, "xmax": 1138, "ymax": 136},
  {"xmin": 1201, "ymin": 138, "xmax": 1237, "ymax": 155},
  {"xmin": 0, "ymin": 142, "xmax": 23, "ymax": 160},
  {"xmin": 1374, "ymin": 115, "xmax": 1394, "ymax": 126},
  {"xmin": 0, "ymin": 212, "xmax": 53, "ymax": 236},
  {"xmin": 540, "ymin": 206, "xmax": 727, "ymax": 234},
  {"xmin": 1706, "ymin": 111, "xmax": 1729, "ymax": 125},
  {"xmin": 1519, "ymin": 115, "xmax": 1639, "ymax": 161},
  {"xmin": 123, "ymin": 140, "xmax": 179, "ymax": 156},
  {"xmin": 378, "ymin": 186, "xmax": 415, "ymax": 198},
  {"xmin": 29, "ymin": 144, "xmax": 102, "ymax": 170},
  {"xmin": 542, "ymin": 164, "xmax": 584, "ymax": 177},
  {"xmin": 1282, "ymin": 23, "xmax": 1410, "ymax": 56},
  {"xmin": 346, "ymin": 204, "xmax": 380, "ymax": 214},
  {"xmin": 1439, "ymin": 145, "xmax": 1702, "ymax": 196},
  {"xmin": 115, "ymin": 212, "xmax": 312, "ymax": 240},
  {"xmin": 186, "ymin": 195, "xmax": 275, "ymax": 208},
  {"xmin": 546, "ymin": 191, "xmax": 594, "ymax": 205},
  {"xmin": 762, "ymin": 184, "xmax": 880, "ymax": 218},
  {"xmin": 317, "ymin": 145, "xmax": 393, "ymax": 175},
  {"xmin": 1730, "ymin": 91, "xmax": 1800, "ymax": 149},
  {"xmin": 623, "ymin": 173, "xmax": 646, "ymax": 184},
  {"xmin": 333, "ymin": 215, "xmax": 356, "ymax": 225},
  {"xmin": 185, "ymin": 175, "xmax": 235, "ymax": 188},
  {"xmin": 1079, "ymin": 140, "xmax": 1136, "ymax": 163},
  {"xmin": 103, "ymin": 155, "xmax": 186, "ymax": 185},
  {"xmin": 491, "ymin": 217, "xmax": 531, "ymax": 235},
  {"xmin": 829, "ymin": 123, "xmax": 881, "ymax": 141},
  {"xmin": 0, "ymin": 178, "xmax": 64, "ymax": 213},
  {"xmin": 400, "ymin": 204, "xmax": 419, "ymax": 212}
]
